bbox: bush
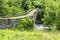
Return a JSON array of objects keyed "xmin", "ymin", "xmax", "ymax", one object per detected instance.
[
  {"xmin": 42, "ymin": 0, "xmax": 60, "ymax": 31},
  {"xmin": 16, "ymin": 17, "xmax": 34, "ymax": 30},
  {"xmin": 0, "ymin": 0, "xmax": 25, "ymax": 17}
]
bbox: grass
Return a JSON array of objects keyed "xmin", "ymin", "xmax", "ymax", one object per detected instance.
[{"xmin": 0, "ymin": 29, "xmax": 59, "ymax": 40}]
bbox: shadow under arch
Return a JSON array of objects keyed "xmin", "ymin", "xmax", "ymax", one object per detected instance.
[{"xmin": 34, "ymin": 9, "xmax": 43, "ymax": 24}]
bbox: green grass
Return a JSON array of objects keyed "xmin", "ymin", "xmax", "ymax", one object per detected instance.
[{"xmin": 0, "ymin": 29, "xmax": 59, "ymax": 40}]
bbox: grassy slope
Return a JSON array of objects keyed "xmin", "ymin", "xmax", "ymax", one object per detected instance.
[{"xmin": 0, "ymin": 29, "xmax": 59, "ymax": 40}]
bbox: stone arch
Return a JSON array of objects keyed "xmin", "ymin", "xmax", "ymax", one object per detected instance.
[
  {"xmin": 0, "ymin": 8, "xmax": 42, "ymax": 28},
  {"xmin": 33, "ymin": 9, "xmax": 43, "ymax": 24}
]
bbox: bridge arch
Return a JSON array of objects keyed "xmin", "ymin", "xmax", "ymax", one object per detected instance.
[
  {"xmin": 33, "ymin": 9, "xmax": 43, "ymax": 24},
  {"xmin": 0, "ymin": 8, "xmax": 43, "ymax": 28}
]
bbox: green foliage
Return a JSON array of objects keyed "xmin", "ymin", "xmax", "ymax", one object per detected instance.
[
  {"xmin": 7, "ymin": 0, "xmax": 25, "ymax": 17},
  {"xmin": 26, "ymin": 0, "xmax": 60, "ymax": 31},
  {"xmin": 1, "ymin": 0, "xmax": 60, "ymax": 31},
  {"xmin": 16, "ymin": 17, "xmax": 34, "ymax": 30},
  {"xmin": 0, "ymin": 29, "xmax": 60, "ymax": 40},
  {"xmin": 25, "ymin": 0, "xmax": 44, "ymax": 9},
  {"xmin": 0, "ymin": 0, "xmax": 8, "ymax": 16},
  {"xmin": 42, "ymin": 0, "xmax": 60, "ymax": 31},
  {"xmin": 0, "ymin": 0, "xmax": 25, "ymax": 17},
  {"xmin": 0, "ymin": 29, "xmax": 59, "ymax": 40},
  {"xmin": 0, "ymin": 0, "xmax": 44, "ymax": 16}
]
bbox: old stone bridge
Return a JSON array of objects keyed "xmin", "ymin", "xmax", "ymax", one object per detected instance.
[{"xmin": 0, "ymin": 8, "xmax": 43, "ymax": 28}]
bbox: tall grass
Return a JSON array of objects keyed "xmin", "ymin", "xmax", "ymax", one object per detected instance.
[{"xmin": 0, "ymin": 29, "xmax": 59, "ymax": 40}]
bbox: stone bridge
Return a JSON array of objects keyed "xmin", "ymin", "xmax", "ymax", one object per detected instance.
[{"xmin": 0, "ymin": 8, "xmax": 43, "ymax": 28}]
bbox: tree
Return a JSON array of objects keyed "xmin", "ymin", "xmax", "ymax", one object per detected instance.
[
  {"xmin": 0, "ymin": 0, "xmax": 8, "ymax": 17},
  {"xmin": 42, "ymin": 0, "xmax": 60, "ymax": 31}
]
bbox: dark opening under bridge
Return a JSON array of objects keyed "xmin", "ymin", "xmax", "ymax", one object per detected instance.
[{"xmin": 0, "ymin": 8, "xmax": 43, "ymax": 29}]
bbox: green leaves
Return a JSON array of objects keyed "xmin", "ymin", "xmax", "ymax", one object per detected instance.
[
  {"xmin": 0, "ymin": 0, "xmax": 25, "ymax": 17},
  {"xmin": 16, "ymin": 17, "xmax": 34, "ymax": 30},
  {"xmin": 42, "ymin": 0, "xmax": 60, "ymax": 31}
]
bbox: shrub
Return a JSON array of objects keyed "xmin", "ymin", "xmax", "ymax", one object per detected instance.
[
  {"xmin": 16, "ymin": 17, "xmax": 34, "ymax": 30},
  {"xmin": 42, "ymin": 0, "xmax": 60, "ymax": 31}
]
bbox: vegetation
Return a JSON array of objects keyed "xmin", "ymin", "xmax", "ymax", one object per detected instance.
[
  {"xmin": 16, "ymin": 17, "xmax": 34, "ymax": 30},
  {"xmin": 42, "ymin": 0, "xmax": 60, "ymax": 31},
  {"xmin": 0, "ymin": 0, "xmax": 60, "ymax": 30},
  {"xmin": 0, "ymin": 0, "xmax": 25, "ymax": 17},
  {"xmin": 0, "ymin": 0, "xmax": 60, "ymax": 40},
  {"xmin": 0, "ymin": 0, "xmax": 44, "ymax": 17},
  {"xmin": 0, "ymin": 29, "xmax": 59, "ymax": 40}
]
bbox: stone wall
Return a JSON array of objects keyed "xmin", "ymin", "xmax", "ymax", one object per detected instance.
[{"xmin": 0, "ymin": 19, "xmax": 20, "ymax": 28}]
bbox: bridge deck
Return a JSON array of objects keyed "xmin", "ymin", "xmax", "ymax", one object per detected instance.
[{"xmin": 0, "ymin": 9, "xmax": 38, "ymax": 19}]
